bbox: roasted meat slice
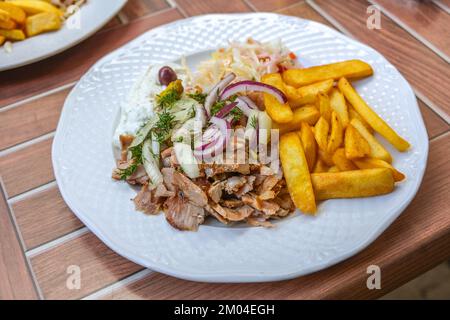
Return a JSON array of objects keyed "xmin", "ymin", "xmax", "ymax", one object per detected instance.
[
  {"xmin": 207, "ymin": 181, "xmax": 223, "ymax": 203},
  {"xmin": 172, "ymin": 170, "xmax": 208, "ymax": 207},
  {"xmin": 134, "ymin": 184, "xmax": 164, "ymax": 215},
  {"xmin": 164, "ymin": 195, "xmax": 206, "ymax": 231},
  {"xmin": 210, "ymin": 203, "xmax": 254, "ymax": 222}
]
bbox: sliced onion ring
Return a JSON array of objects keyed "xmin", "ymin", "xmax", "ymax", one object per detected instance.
[
  {"xmin": 214, "ymin": 101, "xmax": 238, "ymax": 119},
  {"xmin": 194, "ymin": 117, "xmax": 231, "ymax": 159},
  {"xmin": 220, "ymin": 80, "xmax": 287, "ymax": 104},
  {"xmin": 236, "ymin": 97, "xmax": 256, "ymax": 117},
  {"xmin": 204, "ymin": 73, "xmax": 236, "ymax": 117}
]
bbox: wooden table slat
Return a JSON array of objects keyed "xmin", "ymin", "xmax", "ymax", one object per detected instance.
[
  {"xmin": 175, "ymin": 0, "xmax": 252, "ymax": 16},
  {"xmin": 0, "ymin": 184, "xmax": 38, "ymax": 300},
  {"xmin": 248, "ymin": 0, "xmax": 300, "ymax": 11},
  {"xmin": 373, "ymin": 0, "xmax": 450, "ymax": 57},
  {"xmin": 120, "ymin": 0, "xmax": 170, "ymax": 21},
  {"xmin": 12, "ymin": 186, "xmax": 83, "ymax": 251},
  {"xmin": 313, "ymin": 0, "xmax": 450, "ymax": 119},
  {"xmin": 0, "ymin": 138, "xmax": 54, "ymax": 198},
  {"xmin": 0, "ymin": 88, "xmax": 71, "ymax": 151},
  {"xmin": 30, "ymin": 232, "xmax": 142, "ymax": 300}
]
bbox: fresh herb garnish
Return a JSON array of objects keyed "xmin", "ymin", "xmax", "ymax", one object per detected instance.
[
  {"xmin": 156, "ymin": 79, "xmax": 183, "ymax": 109},
  {"xmin": 230, "ymin": 107, "xmax": 243, "ymax": 122},
  {"xmin": 211, "ymin": 100, "xmax": 226, "ymax": 116},
  {"xmin": 187, "ymin": 92, "xmax": 207, "ymax": 104},
  {"xmin": 249, "ymin": 114, "xmax": 258, "ymax": 129},
  {"xmin": 118, "ymin": 145, "xmax": 143, "ymax": 180},
  {"xmin": 153, "ymin": 109, "xmax": 176, "ymax": 143},
  {"xmin": 176, "ymin": 136, "xmax": 184, "ymax": 143}
]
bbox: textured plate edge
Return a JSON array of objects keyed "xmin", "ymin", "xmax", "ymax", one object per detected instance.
[{"xmin": 52, "ymin": 12, "xmax": 429, "ymax": 283}]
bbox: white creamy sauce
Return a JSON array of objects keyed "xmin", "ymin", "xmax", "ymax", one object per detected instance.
[{"xmin": 113, "ymin": 62, "xmax": 186, "ymax": 148}]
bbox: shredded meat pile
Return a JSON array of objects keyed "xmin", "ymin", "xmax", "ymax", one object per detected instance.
[{"xmin": 113, "ymin": 135, "xmax": 295, "ymax": 231}]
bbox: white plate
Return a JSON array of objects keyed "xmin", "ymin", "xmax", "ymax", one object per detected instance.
[
  {"xmin": 0, "ymin": 0, "xmax": 127, "ymax": 71},
  {"xmin": 53, "ymin": 13, "xmax": 428, "ymax": 283}
]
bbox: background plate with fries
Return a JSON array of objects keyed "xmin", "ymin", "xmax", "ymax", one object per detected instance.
[
  {"xmin": 52, "ymin": 13, "xmax": 429, "ymax": 282},
  {"xmin": 0, "ymin": 0, "xmax": 126, "ymax": 71}
]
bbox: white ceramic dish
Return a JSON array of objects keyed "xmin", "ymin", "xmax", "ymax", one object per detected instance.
[
  {"xmin": 0, "ymin": 0, "xmax": 127, "ymax": 71},
  {"xmin": 52, "ymin": 13, "xmax": 428, "ymax": 283}
]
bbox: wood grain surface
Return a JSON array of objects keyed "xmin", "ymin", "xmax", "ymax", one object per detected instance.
[
  {"xmin": 0, "ymin": 0, "xmax": 448, "ymax": 300},
  {"xmin": 12, "ymin": 185, "xmax": 83, "ymax": 250},
  {"xmin": 373, "ymin": 0, "xmax": 450, "ymax": 57},
  {"xmin": 0, "ymin": 183, "xmax": 38, "ymax": 299}
]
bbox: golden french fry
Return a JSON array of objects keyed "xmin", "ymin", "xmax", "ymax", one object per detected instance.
[
  {"xmin": 0, "ymin": 35, "xmax": 5, "ymax": 45},
  {"xmin": 273, "ymin": 105, "xmax": 320, "ymax": 134},
  {"xmin": 314, "ymin": 116, "xmax": 329, "ymax": 151},
  {"xmin": 351, "ymin": 118, "xmax": 392, "ymax": 163},
  {"xmin": 0, "ymin": 17, "xmax": 16, "ymax": 30},
  {"xmin": 5, "ymin": 0, "xmax": 63, "ymax": 17},
  {"xmin": 327, "ymin": 111, "xmax": 343, "ymax": 154},
  {"xmin": 329, "ymin": 88, "xmax": 349, "ymax": 128},
  {"xmin": 348, "ymin": 104, "xmax": 373, "ymax": 133},
  {"xmin": 316, "ymin": 92, "xmax": 332, "ymax": 123},
  {"xmin": 280, "ymin": 132, "xmax": 316, "ymax": 214},
  {"xmin": 338, "ymin": 77, "xmax": 410, "ymax": 152},
  {"xmin": 353, "ymin": 158, "xmax": 405, "ymax": 182},
  {"xmin": 318, "ymin": 149, "xmax": 334, "ymax": 167},
  {"xmin": 285, "ymin": 79, "xmax": 333, "ymax": 108},
  {"xmin": 332, "ymin": 148, "xmax": 357, "ymax": 171},
  {"xmin": 283, "ymin": 59, "xmax": 373, "ymax": 87},
  {"xmin": 25, "ymin": 12, "xmax": 61, "ymax": 37},
  {"xmin": 0, "ymin": 28, "xmax": 25, "ymax": 40},
  {"xmin": 0, "ymin": 2, "xmax": 26, "ymax": 24},
  {"xmin": 262, "ymin": 73, "xmax": 294, "ymax": 123},
  {"xmin": 311, "ymin": 168, "xmax": 395, "ymax": 200},
  {"xmin": 328, "ymin": 166, "xmax": 340, "ymax": 173},
  {"xmin": 345, "ymin": 124, "xmax": 370, "ymax": 159},
  {"xmin": 313, "ymin": 159, "xmax": 328, "ymax": 173},
  {"xmin": 299, "ymin": 122, "xmax": 317, "ymax": 171}
]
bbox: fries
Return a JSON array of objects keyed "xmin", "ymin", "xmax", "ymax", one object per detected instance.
[
  {"xmin": 350, "ymin": 118, "xmax": 392, "ymax": 163},
  {"xmin": 338, "ymin": 77, "xmax": 410, "ymax": 152},
  {"xmin": 283, "ymin": 59, "xmax": 373, "ymax": 87},
  {"xmin": 264, "ymin": 58, "xmax": 409, "ymax": 215},
  {"xmin": 327, "ymin": 111, "xmax": 343, "ymax": 154},
  {"xmin": 344, "ymin": 124, "xmax": 370, "ymax": 159},
  {"xmin": 314, "ymin": 117, "xmax": 329, "ymax": 151},
  {"xmin": 299, "ymin": 122, "xmax": 317, "ymax": 171},
  {"xmin": 26, "ymin": 12, "xmax": 61, "ymax": 37},
  {"xmin": 262, "ymin": 73, "xmax": 294, "ymax": 123},
  {"xmin": 280, "ymin": 133, "xmax": 316, "ymax": 214},
  {"xmin": 329, "ymin": 88, "xmax": 349, "ymax": 128},
  {"xmin": 353, "ymin": 158, "xmax": 405, "ymax": 182},
  {"xmin": 332, "ymin": 148, "xmax": 357, "ymax": 171},
  {"xmin": 273, "ymin": 105, "xmax": 320, "ymax": 134},
  {"xmin": 285, "ymin": 79, "xmax": 333, "ymax": 108},
  {"xmin": 312, "ymin": 168, "xmax": 394, "ymax": 200}
]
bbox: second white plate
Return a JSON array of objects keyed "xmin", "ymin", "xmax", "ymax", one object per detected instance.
[{"xmin": 0, "ymin": 0, "xmax": 126, "ymax": 71}]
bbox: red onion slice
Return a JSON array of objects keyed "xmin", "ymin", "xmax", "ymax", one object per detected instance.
[
  {"xmin": 204, "ymin": 73, "xmax": 236, "ymax": 117},
  {"xmin": 194, "ymin": 117, "xmax": 231, "ymax": 159},
  {"xmin": 236, "ymin": 97, "xmax": 256, "ymax": 117},
  {"xmin": 214, "ymin": 101, "xmax": 238, "ymax": 119},
  {"xmin": 220, "ymin": 80, "xmax": 287, "ymax": 104}
]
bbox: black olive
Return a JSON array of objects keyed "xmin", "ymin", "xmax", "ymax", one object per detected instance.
[{"xmin": 158, "ymin": 66, "xmax": 177, "ymax": 86}]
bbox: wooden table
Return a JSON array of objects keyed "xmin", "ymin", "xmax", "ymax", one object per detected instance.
[{"xmin": 0, "ymin": 0, "xmax": 449, "ymax": 300}]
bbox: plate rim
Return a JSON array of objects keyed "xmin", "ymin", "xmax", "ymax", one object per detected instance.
[
  {"xmin": 52, "ymin": 12, "xmax": 429, "ymax": 283},
  {"xmin": 0, "ymin": 0, "xmax": 127, "ymax": 72}
]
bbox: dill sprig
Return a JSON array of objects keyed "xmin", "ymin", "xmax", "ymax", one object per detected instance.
[
  {"xmin": 156, "ymin": 79, "xmax": 183, "ymax": 109},
  {"xmin": 249, "ymin": 114, "xmax": 258, "ymax": 129},
  {"xmin": 230, "ymin": 107, "xmax": 243, "ymax": 122},
  {"xmin": 153, "ymin": 110, "xmax": 176, "ymax": 143},
  {"xmin": 117, "ymin": 145, "xmax": 143, "ymax": 180},
  {"xmin": 187, "ymin": 92, "xmax": 207, "ymax": 104}
]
